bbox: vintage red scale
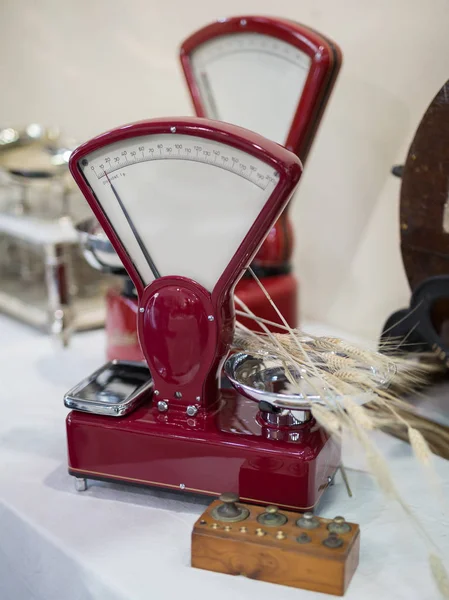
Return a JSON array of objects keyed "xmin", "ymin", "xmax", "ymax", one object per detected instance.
[
  {"xmin": 180, "ymin": 16, "xmax": 341, "ymax": 329},
  {"xmin": 101, "ymin": 16, "xmax": 342, "ymax": 363},
  {"xmin": 64, "ymin": 117, "xmax": 340, "ymax": 509}
]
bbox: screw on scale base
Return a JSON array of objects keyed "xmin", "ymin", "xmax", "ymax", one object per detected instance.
[
  {"xmin": 186, "ymin": 405, "xmax": 198, "ymax": 417},
  {"xmin": 211, "ymin": 492, "xmax": 250, "ymax": 523}
]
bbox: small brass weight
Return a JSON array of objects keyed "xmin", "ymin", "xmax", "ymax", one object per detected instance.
[
  {"xmin": 211, "ymin": 493, "xmax": 250, "ymax": 523},
  {"xmin": 192, "ymin": 494, "xmax": 360, "ymax": 596}
]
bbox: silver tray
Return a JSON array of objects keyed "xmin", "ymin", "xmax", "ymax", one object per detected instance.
[
  {"xmin": 64, "ymin": 360, "xmax": 152, "ymax": 416},
  {"xmin": 224, "ymin": 352, "xmax": 388, "ymax": 411}
]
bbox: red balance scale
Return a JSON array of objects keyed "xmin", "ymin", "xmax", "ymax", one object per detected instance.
[
  {"xmin": 65, "ymin": 117, "xmax": 340, "ymax": 510},
  {"xmin": 102, "ymin": 16, "xmax": 341, "ymax": 361}
]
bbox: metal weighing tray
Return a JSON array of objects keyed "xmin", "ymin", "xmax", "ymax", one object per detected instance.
[{"xmin": 64, "ymin": 360, "xmax": 152, "ymax": 417}]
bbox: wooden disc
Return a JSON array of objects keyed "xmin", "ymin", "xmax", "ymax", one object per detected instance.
[{"xmin": 400, "ymin": 80, "xmax": 449, "ymax": 289}]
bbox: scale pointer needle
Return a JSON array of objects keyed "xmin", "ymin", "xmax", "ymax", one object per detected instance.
[{"xmin": 103, "ymin": 170, "xmax": 161, "ymax": 279}]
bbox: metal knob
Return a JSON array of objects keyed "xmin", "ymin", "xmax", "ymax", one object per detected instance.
[
  {"xmin": 211, "ymin": 492, "xmax": 249, "ymax": 523},
  {"xmin": 220, "ymin": 492, "xmax": 238, "ymax": 506},
  {"xmin": 257, "ymin": 505, "xmax": 288, "ymax": 527},
  {"xmin": 296, "ymin": 511, "xmax": 320, "ymax": 530},
  {"xmin": 327, "ymin": 515, "xmax": 351, "ymax": 534}
]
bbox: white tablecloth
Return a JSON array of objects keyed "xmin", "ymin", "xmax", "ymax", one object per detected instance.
[{"xmin": 0, "ymin": 315, "xmax": 448, "ymax": 600}]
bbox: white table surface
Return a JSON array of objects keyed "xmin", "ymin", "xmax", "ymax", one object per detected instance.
[{"xmin": 0, "ymin": 314, "xmax": 448, "ymax": 600}]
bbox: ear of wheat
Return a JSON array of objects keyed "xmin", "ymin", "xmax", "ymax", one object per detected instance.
[{"xmin": 232, "ymin": 269, "xmax": 448, "ymax": 598}]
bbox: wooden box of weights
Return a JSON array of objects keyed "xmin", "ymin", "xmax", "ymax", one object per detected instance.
[{"xmin": 191, "ymin": 494, "xmax": 360, "ymax": 596}]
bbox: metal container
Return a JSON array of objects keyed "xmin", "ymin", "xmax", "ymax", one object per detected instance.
[{"xmin": 0, "ymin": 125, "xmax": 118, "ymax": 344}]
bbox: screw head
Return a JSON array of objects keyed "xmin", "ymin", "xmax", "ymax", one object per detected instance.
[
  {"xmin": 179, "ymin": 483, "xmax": 186, "ymax": 490},
  {"xmin": 186, "ymin": 405, "xmax": 198, "ymax": 417},
  {"xmin": 240, "ymin": 18, "xmax": 247, "ymax": 26},
  {"xmin": 154, "ymin": 390, "xmax": 159, "ymax": 396},
  {"xmin": 157, "ymin": 400, "xmax": 168, "ymax": 412},
  {"xmin": 208, "ymin": 315, "xmax": 214, "ymax": 322},
  {"xmin": 195, "ymin": 396, "xmax": 201, "ymax": 402},
  {"xmin": 170, "ymin": 126, "xmax": 176, "ymax": 133},
  {"xmin": 174, "ymin": 391, "xmax": 182, "ymax": 399},
  {"xmin": 139, "ymin": 307, "xmax": 144, "ymax": 313}
]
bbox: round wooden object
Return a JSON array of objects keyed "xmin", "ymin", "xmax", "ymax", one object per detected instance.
[{"xmin": 400, "ymin": 80, "xmax": 449, "ymax": 290}]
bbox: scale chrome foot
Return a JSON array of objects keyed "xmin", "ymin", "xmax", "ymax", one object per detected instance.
[{"xmin": 74, "ymin": 477, "xmax": 87, "ymax": 492}]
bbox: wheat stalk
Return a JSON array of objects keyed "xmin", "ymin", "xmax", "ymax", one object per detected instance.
[
  {"xmin": 322, "ymin": 352, "xmax": 357, "ymax": 371},
  {"xmin": 342, "ymin": 395, "xmax": 375, "ymax": 430},
  {"xmin": 311, "ymin": 404, "xmax": 343, "ymax": 438},
  {"xmin": 230, "ymin": 270, "xmax": 449, "ymax": 596},
  {"xmin": 430, "ymin": 554, "xmax": 449, "ymax": 599},
  {"xmin": 408, "ymin": 426, "xmax": 433, "ymax": 465}
]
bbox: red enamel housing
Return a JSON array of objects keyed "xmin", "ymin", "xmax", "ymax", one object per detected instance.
[{"xmin": 66, "ymin": 117, "xmax": 340, "ymax": 509}]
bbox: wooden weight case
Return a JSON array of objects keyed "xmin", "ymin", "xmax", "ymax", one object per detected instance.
[{"xmin": 192, "ymin": 495, "xmax": 360, "ymax": 596}]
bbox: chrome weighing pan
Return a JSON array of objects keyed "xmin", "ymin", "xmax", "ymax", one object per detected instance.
[
  {"xmin": 224, "ymin": 352, "xmax": 393, "ymax": 413},
  {"xmin": 64, "ymin": 360, "xmax": 152, "ymax": 417}
]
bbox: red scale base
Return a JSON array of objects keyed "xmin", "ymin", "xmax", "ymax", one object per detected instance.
[{"xmin": 67, "ymin": 391, "xmax": 340, "ymax": 511}]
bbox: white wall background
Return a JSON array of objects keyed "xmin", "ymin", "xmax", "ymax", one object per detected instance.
[{"xmin": 1, "ymin": 0, "xmax": 449, "ymax": 340}]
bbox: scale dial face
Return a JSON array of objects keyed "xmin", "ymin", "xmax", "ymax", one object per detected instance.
[
  {"xmin": 181, "ymin": 17, "xmax": 341, "ymax": 162},
  {"xmin": 189, "ymin": 32, "xmax": 311, "ymax": 146},
  {"xmin": 77, "ymin": 124, "xmax": 290, "ymax": 293}
]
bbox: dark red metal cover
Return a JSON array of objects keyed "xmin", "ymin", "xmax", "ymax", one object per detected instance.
[{"xmin": 67, "ymin": 392, "xmax": 340, "ymax": 511}]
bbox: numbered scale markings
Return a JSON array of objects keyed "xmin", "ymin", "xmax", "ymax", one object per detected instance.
[
  {"xmin": 79, "ymin": 132, "xmax": 282, "ymax": 290},
  {"xmin": 84, "ymin": 137, "xmax": 279, "ymax": 191}
]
